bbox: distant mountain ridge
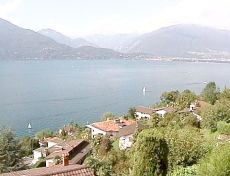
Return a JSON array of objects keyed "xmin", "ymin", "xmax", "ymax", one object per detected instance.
[
  {"xmin": 125, "ymin": 24, "xmax": 230, "ymax": 58},
  {"xmin": 38, "ymin": 29, "xmax": 97, "ymax": 48},
  {"xmin": 1, "ymin": 17, "xmax": 230, "ymax": 61},
  {"xmin": 0, "ymin": 18, "xmax": 123, "ymax": 60}
]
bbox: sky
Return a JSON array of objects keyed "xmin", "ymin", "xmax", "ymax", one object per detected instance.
[{"xmin": 1, "ymin": 0, "xmax": 230, "ymax": 37}]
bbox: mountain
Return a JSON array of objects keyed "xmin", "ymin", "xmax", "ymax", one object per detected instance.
[
  {"xmin": 0, "ymin": 18, "xmax": 123, "ymax": 60},
  {"xmin": 85, "ymin": 33, "xmax": 139, "ymax": 52},
  {"xmin": 38, "ymin": 29, "xmax": 97, "ymax": 48},
  {"xmin": 125, "ymin": 24, "xmax": 230, "ymax": 58}
]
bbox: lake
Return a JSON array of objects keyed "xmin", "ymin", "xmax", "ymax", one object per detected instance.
[{"xmin": 0, "ymin": 59, "xmax": 229, "ymax": 136}]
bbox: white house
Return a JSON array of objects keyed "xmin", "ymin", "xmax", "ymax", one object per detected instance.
[
  {"xmin": 86, "ymin": 119, "xmax": 136, "ymax": 138},
  {"xmin": 46, "ymin": 137, "xmax": 63, "ymax": 148},
  {"xmin": 117, "ymin": 122, "xmax": 145, "ymax": 150},
  {"xmin": 32, "ymin": 147, "xmax": 47, "ymax": 164},
  {"xmin": 135, "ymin": 106, "xmax": 155, "ymax": 120},
  {"xmin": 155, "ymin": 107, "xmax": 175, "ymax": 117}
]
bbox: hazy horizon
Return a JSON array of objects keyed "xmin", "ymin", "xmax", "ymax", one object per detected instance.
[{"xmin": 1, "ymin": 0, "xmax": 230, "ymax": 37}]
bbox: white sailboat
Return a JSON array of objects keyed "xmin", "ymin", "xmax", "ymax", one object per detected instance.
[
  {"xmin": 143, "ymin": 87, "xmax": 146, "ymax": 93},
  {"xmin": 28, "ymin": 123, "xmax": 32, "ymax": 129}
]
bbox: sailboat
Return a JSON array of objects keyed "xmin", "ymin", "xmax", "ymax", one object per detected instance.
[
  {"xmin": 143, "ymin": 87, "xmax": 146, "ymax": 93},
  {"xmin": 28, "ymin": 123, "xmax": 32, "ymax": 129}
]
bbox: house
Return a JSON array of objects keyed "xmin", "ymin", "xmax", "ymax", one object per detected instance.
[
  {"xmin": 117, "ymin": 122, "xmax": 146, "ymax": 150},
  {"xmin": 46, "ymin": 137, "xmax": 64, "ymax": 148},
  {"xmin": 33, "ymin": 147, "xmax": 47, "ymax": 164},
  {"xmin": 155, "ymin": 107, "xmax": 176, "ymax": 117},
  {"xmin": 135, "ymin": 106, "xmax": 155, "ymax": 120},
  {"xmin": 32, "ymin": 138, "xmax": 91, "ymax": 167},
  {"xmin": 1, "ymin": 164, "xmax": 95, "ymax": 176},
  {"xmin": 86, "ymin": 119, "xmax": 136, "ymax": 138},
  {"xmin": 117, "ymin": 123, "xmax": 136, "ymax": 150},
  {"xmin": 45, "ymin": 139, "xmax": 91, "ymax": 167},
  {"xmin": 135, "ymin": 106, "xmax": 176, "ymax": 119}
]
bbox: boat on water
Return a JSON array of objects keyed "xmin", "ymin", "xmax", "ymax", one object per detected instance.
[
  {"xmin": 143, "ymin": 87, "xmax": 146, "ymax": 93},
  {"xmin": 28, "ymin": 123, "xmax": 32, "ymax": 129}
]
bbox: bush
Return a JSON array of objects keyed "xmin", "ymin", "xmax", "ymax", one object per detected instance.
[
  {"xmin": 170, "ymin": 166, "xmax": 197, "ymax": 176},
  {"xmin": 197, "ymin": 144, "xmax": 230, "ymax": 176},
  {"xmin": 164, "ymin": 128, "xmax": 207, "ymax": 169},
  {"xmin": 217, "ymin": 121, "xmax": 230, "ymax": 135},
  {"xmin": 131, "ymin": 129, "xmax": 169, "ymax": 176},
  {"xmin": 201, "ymin": 103, "xmax": 230, "ymax": 130},
  {"xmin": 35, "ymin": 129, "xmax": 54, "ymax": 140},
  {"xmin": 33, "ymin": 158, "xmax": 46, "ymax": 168},
  {"xmin": 131, "ymin": 127, "xmax": 208, "ymax": 174}
]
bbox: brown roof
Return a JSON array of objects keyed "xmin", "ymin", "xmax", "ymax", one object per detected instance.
[
  {"xmin": 1, "ymin": 164, "xmax": 95, "ymax": 176},
  {"xmin": 46, "ymin": 139, "xmax": 87, "ymax": 159},
  {"xmin": 117, "ymin": 123, "xmax": 137, "ymax": 137},
  {"xmin": 135, "ymin": 106, "xmax": 155, "ymax": 114},
  {"xmin": 161, "ymin": 107, "xmax": 176, "ymax": 113},
  {"xmin": 45, "ymin": 137, "xmax": 64, "ymax": 144},
  {"xmin": 90, "ymin": 119, "xmax": 136, "ymax": 132},
  {"xmin": 117, "ymin": 121, "xmax": 146, "ymax": 137}
]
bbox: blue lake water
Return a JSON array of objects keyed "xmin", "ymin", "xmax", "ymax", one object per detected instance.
[{"xmin": 0, "ymin": 59, "xmax": 230, "ymax": 136}]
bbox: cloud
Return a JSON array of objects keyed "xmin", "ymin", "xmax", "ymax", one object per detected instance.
[
  {"xmin": 147, "ymin": 0, "xmax": 230, "ymax": 31},
  {"xmin": 0, "ymin": 0, "xmax": 23, "ymax": 17}
]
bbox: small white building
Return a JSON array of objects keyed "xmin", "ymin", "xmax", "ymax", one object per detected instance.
[
  {"xmin": 135, "ymin": 106, "xmax": 155, "ymax": 120},
  {"xmin": 156, "ymin": 107, "xmax": 175, "ymax": 117},
  {"xmin": 117, "ymin": 122, "xmax": 144, "ymax": 150},
  {"xmin": 32, "ymin": 147, "xmax": 47, "ymax": 164},
  {"xmin": 46, "ymin": 137, "xmax": 63, "ymax": 148}
]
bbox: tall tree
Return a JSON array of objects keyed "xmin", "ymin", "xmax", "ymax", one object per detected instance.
[
  {"xmin": 160, "ymin": 91, "xmax": 180, "ymax": 105},
  {"xmin": 127, "ymin": 107, "xmax": 136, "ymax": 119},
  {"xmin": 0, "ymin": 128, "xmax": 24, "ymax": 173},
  {"xmin": 176, "ymin": 89, "xmax": 197, "ymax": 109},
  {"xmin": 201, "ymin": 82, "xmax": 219, "ymax": 105}
]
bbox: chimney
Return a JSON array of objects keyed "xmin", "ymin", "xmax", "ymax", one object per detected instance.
[{"xmin": 62, "ymin": 153, "xmax": 69, "ymax": 166}]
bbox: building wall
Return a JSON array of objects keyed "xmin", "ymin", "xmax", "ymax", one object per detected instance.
[
  {"xmin": 156, "ymin": 110, "xmax": 167, "ymax": 117},
  {"xmin": 48, "ymin": 141, "xmax": 58, "ymax": 148},
  {"xmin": 46, "ymin": 159, "xmax": 55, "ymax": 167},
  {"xmin": 135, "ymin": 112, "xmax": 151, "ymax": 120},
  {"xmin": 119, "ymin": 134, "xmax": 133, "ymax": 150},
  {"xmin": 90, "ymin": 126, "xmax": 107, "ymax": 138}
]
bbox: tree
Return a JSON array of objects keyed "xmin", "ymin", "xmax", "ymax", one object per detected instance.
[
  {"xmin": 101, "ymin": 112, "xmax": 116, "ymax": 121},
  {"xmin": 19, "ymin": 136, "xmax": 39, "ymax": 156},
  {"xmin": 35, "ymin": 129, "xmax": 54, "ymax": 140},
  {"xmin": 197, "ymin": 144, "xmax": 230, "ymax": 176},
  {"xmin": 160, "ymin": 90, "xmax": 180, "ymax": 105},
  {"xmin": 131, "ymin": 129, "xmax": 169, "ymax": 176},
  {"xmin": 164, "ymin": 128, "xmax": 207, "ymax": 169},
  {"xmin": 126, "ymin": 107, "xmax": 136, "ymax": 119},
  {"xmin": 219, "ymin": 88, "xmax": 230, "ymax": 101},
  {"xmin": 201, "ymin": 82, "xmax": 219, "ymax": 105},
  {"xmin": 84, "ymin": 156, "xmax": 113, "ymax": 176},
  {"xmin": 217, "ymin": 121, "xmax": 230, "ymax": 135},
  {"xmin": 176, "ymin": 90, "xmax": 197, "ymax": 109},
  {"xmin": 0, "ymin": 128, "xmax": 24, "ymax": 173},
  {"xmin": 201, "ymin": 102, "xmax": 230, "ymax": 130},
  {"xmin": 98, "ymin": 136, "xmax": 112, "ymax": 156}
]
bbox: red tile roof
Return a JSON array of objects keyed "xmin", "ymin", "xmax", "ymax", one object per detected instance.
[
  {"xmin": 1, "ymin": 164, "xmax": 95, "ymax": 176},
  {"xmin": 91, "ymin": 119, "xmax": 136, "ymax": 132}
]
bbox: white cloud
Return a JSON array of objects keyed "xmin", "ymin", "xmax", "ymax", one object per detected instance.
[
  {"xmin": 145, "ymin": 0, "xmax": 230, "ymax": 32},
  {"xmin": 0, "ymin": 0, "xmax": 23, "ymax": 17}
]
